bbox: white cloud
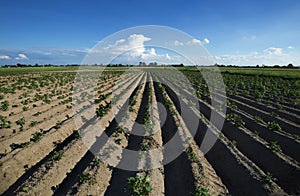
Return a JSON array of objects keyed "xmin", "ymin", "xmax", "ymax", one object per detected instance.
[
  {"xmin": 203, "ymin": 38, "xmax": 210, "ymax": 44},
  {"xmin": 264, "ymin": 47, "xmax": 283, "ymax": 56},
  {"xmin": 102, "ymin": 34, "xmax": 176, "ymax": 63},
  {"xmin": 187, "ymin": 38, "xmax": 202, "ymax": 45},
  {"xmin": 186, "ymin": 38, "xmax": 210, "ymax": 45},
  {"xmin": 173, "ymin": 40, "xmax": 184, "ymax": 46},
  {"xmin": 15, "ymin": 53, "xmax": 29, "ymax": 60},
  {"xmin": 0, "ymin": 55, "xmax": 11, "ymax": 60},
  {"xmin": 166, "ymin": 53, "xmax": 171, "ymax": 60},
  {"xmin": 214, "ymin": 47, "xmax": 300, "ymax": 66},
  {"xmin": 288, "ymin": 46, "xmax": 294, "ymax": 49}
]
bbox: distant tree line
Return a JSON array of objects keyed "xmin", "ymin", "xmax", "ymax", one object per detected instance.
[
  {"xmin": 215, "ymin": 63, "xmax": 297, "ymax": 68},
  {"xmin": 0, "ymin": 63, "xmax": 298, "ymax": 68}
]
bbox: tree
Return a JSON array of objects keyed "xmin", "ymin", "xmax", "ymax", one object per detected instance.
[{"xmin": 287, "ymin": 63, "xmax": 293, "ymax": 68}]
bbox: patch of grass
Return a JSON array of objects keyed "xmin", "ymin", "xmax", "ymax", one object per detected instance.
[{"xmin": 125, "ymin": 176, "xmax": 152, "ymax": 196}]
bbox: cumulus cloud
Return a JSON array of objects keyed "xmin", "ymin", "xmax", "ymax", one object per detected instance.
[
  {"xmin": 104, "ymin": 34, "xmax": 151, "ymax": 57},
  {"xmin": 15, "ymin": 53, "xmax": 29, "ymax": 60},
  {"xmin": 187, "ymin": 38, "xmax": 202, "ymax": 45},
  {"xmin": 102, "ymin": 34, "xmax": 175, "ymax": 63},
  {"xmin": 203, "ymin": 38, "xmax": 210, "ymax": 44},
  {"xmin": 0, "ymin": 55, "xmax": 11, "ymax": 60},
  {"xmin": 264, "ymin": 47, "xmax": 283, "ymax": 56},
  {"xmin": 173, "ymin": 40, "xmax": 184, "ymax": 46},
  {"xmin": 186, "ymin": 38, "xmax": 210, "ymax": 45},
  {"xmin": 288, "ymin": 46, "xmax": 294, "ymax": 49},
  {"xmin": 214, "ymin": 47, "xmax": 300, "ymax": 66}
]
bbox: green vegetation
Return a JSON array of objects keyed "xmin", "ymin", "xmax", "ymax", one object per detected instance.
[
  {"xmin": 0, "ymin": 115, "xmax": 11, "ymax": 129},
  {"xmin": 267, "ymin": 121, "xmax": 282, "ymax": 131},
  {"xmin": 192, "ymin": 186, "xmax": 211, "ymax": 196},
  {"xmin": 226, "ymin": 113, "xmax": 245, "ymax": 127},
  {"xmin": 125, "ymin": 176, "xmax": 152, "ymax": 196},
  {"xmin": 268, "ymin": 141, "xmax": 282, "ymax": 152},
  {"xmin": 30, "ymin": 131, "xmax": 44, "ymax": 142},
  {"xmin": 0, "ymin": 100, "xmax": 9, "ymax": 111},
  {"xmin": 264, "ymin": 172, "xmax": 277, "ymax": 183},
  {"xmin": 186, "ymin": 146, "xmax": 200, "ymax": 163},
  {"xmin": 49, "ymin": 151, "xmax": 63, "ymax": 161}
]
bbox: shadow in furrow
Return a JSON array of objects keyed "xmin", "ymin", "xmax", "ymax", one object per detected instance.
[
  {"xmin": 161, "ymin": 82, "xmax": 268, "ymax": 195},
  {"xmin": 104, "ymin": 80, "xmax": 150, "ymax": 196},
  {"xmin": 153, "ymin": 81, "xmax": 195, "ymax": 196},
  {"xmin": 54, "ymin": 80, "xmax": 142, "ymax": 195}
]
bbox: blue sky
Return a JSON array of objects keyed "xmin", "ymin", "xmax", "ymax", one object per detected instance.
[{"xmin": 0, "ymin": 0, "xmax": 299, "ymax": 66}]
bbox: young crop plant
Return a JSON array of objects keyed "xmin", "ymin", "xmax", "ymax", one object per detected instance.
[
  {"xmin": 268, "ymin": 141, "xmax": 282, "ymax": 152},
  {"xmin": 186, "ymin": 146, "xmax": 200, "ymax": 163},
  {"xmin": 267, "ymin": 121, "xmax": 282, "ymax": 131},
  {"xmin": 79, "ymin": 172, "xmax": 96, "ymax": 185},
  {"xmin": 125, "ymin": 176, "xmax": 152, "ymax": 196},
  {"xmin": 55, "ymin": 120, "xmax": 63, "ymax": 129},
  {"xmin": 229, "ymin": 140, "xmax": 237, "ymax": 148},
  {"xmin": 1, "ymin": 100, "xmax": 9, "ymax": 111},
  {"xmin": 49, "ymin": 151, "xmax": 63, "ymax": 161},
  {"xmin": 16, "ymin": 117, "xmax": 26, "ymax": 131},
  {"xmin": 0, "ymin": 115, "xmax": 11, "ymax": 129},
  {"xmin": 226, "ymin": 100, "xmax": 237, "ymax": 109},
  {"xmin": 30, "ymin": 131, "xmax": 44, "ymax": 142},
  {"xmin": 226, "ymin": 113, "xmax": 245, "ymax": 127},
  {"xmin": 29, "ymin": 121, "xmax": 38, "ymax": 127},
  {"xmin": 192, "ymin": 186, "xmax": 211, "ymax": 196},
  {"xmin": 96, "ymin": 104, "xmax": 109, "ymax": 117},
  {"xmin": 264, "ymin": 172, "xmax": 277, "ymax": 183},
  {"xmin": 253, "ymin": 116, "xmax": 263, "ymax": 123}
]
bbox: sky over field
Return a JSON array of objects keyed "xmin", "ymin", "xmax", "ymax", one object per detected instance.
[{"xmin": 0, "ymin": 0, "xmax": 299, "ymax": 66}]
